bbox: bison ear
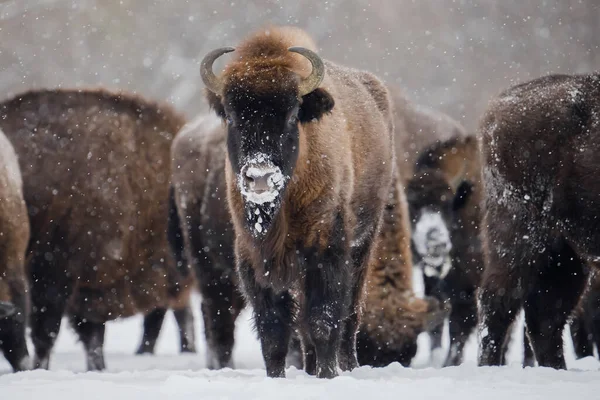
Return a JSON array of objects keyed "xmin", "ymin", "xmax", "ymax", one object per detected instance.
[
  {"xmin": 298, "ymin": 88, "xmax": 334, "ymax": 123},
  {"xmin": 205, "ymin": 89, "xmax": 226, "ymax": 119},
  {"xmin": 452, "ymin": 180, "xmax": 473, "ymax": 211}
]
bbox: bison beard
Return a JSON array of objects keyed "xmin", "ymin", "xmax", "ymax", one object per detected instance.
[{"xmin": 201, "ymin": 26, "xmax": 394, "ymax": 378}]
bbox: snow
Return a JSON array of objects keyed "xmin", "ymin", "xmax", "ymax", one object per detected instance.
[
  {"xmin": 237, "ymin": 153, "xmax": 287, "ymax": 206},
  {"xmin": 412, "ymin": 209, "xmax": 452, "ymax": 270},
  {"xmin": 1, "ymin": 288, "xmax": 598, "ymax": 398}
]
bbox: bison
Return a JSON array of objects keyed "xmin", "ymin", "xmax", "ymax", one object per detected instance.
[
  {"xmin": 0, "ymin": 89, "xmax": 196, "ymax": 371},
  {"xmin": 170, "ymin": 89, "xmax": 450, "ymax": 371},
  {"xmin": 478, "ymin": 73, "xmax": 600, "ymax": 369},
  {"xmin": 0, "ymin": 128, "xmax": 31, "ymax": 372},
  {"xmin": 199, "ymin": 26, "xmax": 395, "ymax": 378}
]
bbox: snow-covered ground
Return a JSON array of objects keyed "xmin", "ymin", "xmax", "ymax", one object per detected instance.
[{"xmin": 2, "ymin": 276, "xmax": 599, "ymax": 399}]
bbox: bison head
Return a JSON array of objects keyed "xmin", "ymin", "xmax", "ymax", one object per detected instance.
[
  {"xmin": 405, "ymin": 169, "xmax": 473, "ymax": 279},
  {"xmin": 200, "ymin": 46, "xmax": 334, "ymax": 237}
]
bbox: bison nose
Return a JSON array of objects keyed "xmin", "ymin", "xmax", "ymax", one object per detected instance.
[
  {"xmin": 245, "ymin": 171, "xmax": 274, "ymax": 194},
  {"xmin": 426, "ymin": 229, "xmax": 451, "ymax": 256}
]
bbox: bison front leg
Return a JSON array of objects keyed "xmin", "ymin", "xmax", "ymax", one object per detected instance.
[
  {"xmin": 71, "ymin": 315, "xmax": 106, "ymax": 371},
  {"xmin": 338, "ymin": 226, "xmax": 377, "ymax": 372},
  {"xmin": 523, "ymin": 239, "xmax": 587, "ymax": 369},
  {"xmin": 303, "ymin": 229, "xmax": 351, "ymax": 378},
  {"xmin": 238, "ymin": 260, "xmax": 294, "ymax": 378},
  {"xmin": 136, "ymin": 308, "xmax": 167, "ymax": 354},
  {"xmin": 478, "ymin": 206, "xmax": 541, "ymax": 367}
]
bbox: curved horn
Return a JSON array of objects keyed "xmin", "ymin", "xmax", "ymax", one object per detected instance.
[
  {"xmin": 288, "ymin": 46, "xmax": 325, "ymax": 96},
  {"xmin": 449, "ymin": 159, "xmax": 468, "ymax": 190},
  {"xmin": 200, "ymin": 47, "xmax": 235, "ymax": 95}
]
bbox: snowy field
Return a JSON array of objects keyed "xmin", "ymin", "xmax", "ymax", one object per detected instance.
[{"xmin": 2, "ymin": 279, "xmax": 599, "ymax": 399}]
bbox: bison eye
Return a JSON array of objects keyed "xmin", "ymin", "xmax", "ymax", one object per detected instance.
[
  {"xmin": 288, "ymin": 114, "xmax": 299, "ymax": 125},
  {"xmin": 225, "ymin": 115, "xmax": 233, "ymax": 126}
]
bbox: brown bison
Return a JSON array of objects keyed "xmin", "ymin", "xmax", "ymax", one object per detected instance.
[
  {"xmin": 199, "ymin": 26, "xmax": 395, "ymax": 378},
  {"xmin": 171, "ymin": 112, "xmax": 446, "ymax": 370},
  {"xmin": 478, "ymin": 73, "xmax": 600, "ymax": 369},
  {"xmin": 0, "ymin": 89, "xmax": 196, "ymax": 371},
  {"xmin": 0, "ymin": 129, "xmax": 30, "ymax": 372}
]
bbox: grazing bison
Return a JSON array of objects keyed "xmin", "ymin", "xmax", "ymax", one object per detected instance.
[
  {"xmin": 0, "ymin": 129, "xmax": 30, "ymax": 372},
  {"xmin": 478, "ymin": 73, "xmax": 600, "ymax": 369},
  {"xmin": 0, "ymin": 89, "xmax": 196, "ymax": 371},
  {"xmin": 200, "ymin": 26, "xmax": 395, "ymax": 378}
]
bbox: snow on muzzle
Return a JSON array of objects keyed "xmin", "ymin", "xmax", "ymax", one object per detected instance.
[
  {"xmin": 413, "ymin": 209, "xmax": 452, "ymax": 277},
  {"xmin": 238, "ymin": 154, "xmax": 287, "ymax": 205}
]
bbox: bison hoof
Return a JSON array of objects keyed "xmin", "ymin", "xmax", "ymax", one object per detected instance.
[
  {"xmin": 33, "ymin": 356, "xmax": 50, "ymax": 370},
  {"xmin": 316, "ymin": 365, "xmax": 338, "ymax": 379},
  {"xmin": 180, "ymin": 344, "xmax": 197, "ymax": 354}
]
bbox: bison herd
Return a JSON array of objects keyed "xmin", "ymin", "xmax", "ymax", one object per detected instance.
[{"xmin": 0, "ymin": 26, "xmax": 599, "ymax": 378}]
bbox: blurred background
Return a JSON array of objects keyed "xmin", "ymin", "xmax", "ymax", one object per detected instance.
[{"xmin": 1, "ymin": 0, "xmax": 598, "ymax": 130}]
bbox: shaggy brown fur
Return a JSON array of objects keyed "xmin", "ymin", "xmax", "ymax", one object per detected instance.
[
  {"xmin": 205, "ymin": 26, "xmax": 394, "ymax": 378},
  {"xmin": 0, "ymin": 129, "xmax": 30, "ymax": 372},
  {"xmin": 478, "ymin": 73, "xmax": 600, "ymax": 369},
  {"xmin": 362, "ymin": 87, "xmax": 467, "ymax": 367},
  {"xmin": 0, "ymin": 88, "xmax": 195, "ymax": 371},
  {"xmin": 358, "ymin": 167, "xmax": 448, "ymax": 367}
]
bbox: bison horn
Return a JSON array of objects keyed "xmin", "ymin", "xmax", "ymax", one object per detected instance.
[
  {"xmin": 200, "ymin": 47, "xmax": 235, "ymax": 95},
  {"xmin": 288, "ymin": 47, "xmax": 325, "ymax": 96}
]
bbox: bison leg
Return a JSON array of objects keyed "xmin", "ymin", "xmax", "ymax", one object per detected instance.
[
  {"xmin": 136, "ymin": 308, "xmax": 167, "ymax": 354},
  {"xmin": 238, "ymin": 260, "xmax": 294, "ymax": 378},
  {"xmin": 30, "ymin": 258, "xmax": 70, "ymax": 370},
  {"xmin": 339, "ymin": 236, "xmax": 373, "ymax": 372},
  {"xmin": 199, "ymin": 276, "xmax": 244, "ymax": 369},
  {"xmin": 174, "ymin": 306, "xmax": 197, "ymax": 353},
  {"xmin": 523, "ymin": 239, "xmax": 587, "ymax": 369},
  {"xmin": 0, "ymin": 279, "xmax": 31, "ymax": 372},
  {"xmin": 444, "ymin": 297, "xmax": 476, "ymax": 367},
  {"xmin": 522, "ymin": 326, "xmax": 535, "ymax": 367},
  {"xmin": 424, "ymin": 274, "xmax": 446, "ymax": 365},
  {"xmin": 286, "ymin": 333, "xmax": 304, "ymax": 370},
  {"xmin": 477, "ymin": 208, "xmax": 538, "ymax": 366},
  {"xmin": 570, "ymin": 312, "xmax": 593, "ymax": 359},
  {"xmin": 304, "ymin": 233, "xmax": 351, "ymax": 378},
  {"xmin": 71, "ymin": 315, "xmax": 106, "ymax": 371}
]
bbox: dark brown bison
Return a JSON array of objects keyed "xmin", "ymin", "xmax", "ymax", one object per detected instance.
[
  {"xmin": 200, "ymin": 26, "xmax": 395, "ymax": 378},
  {"xmin": 0, "ymin": 89, "xmax": 196, "ymax": 371},
  {"xmin": 0, "ymin": 129, "xmax": 31, "ymax": 372},
  {"xmin": 478, "ymin": 73, "xmax": 600, "ymax": 369},
  {"xmin": 405, "ymin": 135, "xmax": 481, "ymax": 366}
]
